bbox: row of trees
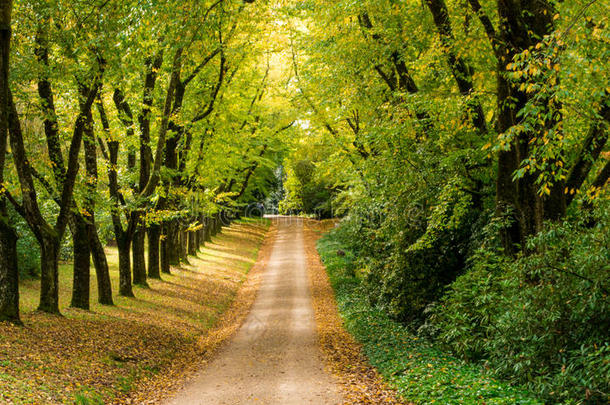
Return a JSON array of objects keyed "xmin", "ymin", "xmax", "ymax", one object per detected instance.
[
  {"xmin": 0, "ymin": 0, "xmax": 294, "ymax": 323},
  {"xmin": 283, "ymin": 0, "xmax": 608, "ymax": 402}
]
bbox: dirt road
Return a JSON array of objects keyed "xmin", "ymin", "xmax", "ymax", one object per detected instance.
[{"xmin": 166, "ymin": 217, "xmax": 343, "ymax": 405}]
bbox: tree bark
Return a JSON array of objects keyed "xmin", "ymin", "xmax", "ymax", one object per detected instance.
[
  {"xmin": 166, "ymin": 220, "xmax": 180, "ymax": 265},
  {"xmin": 88, "ymin": 224, "xmax": 113, "ymax": 305},
  {"xmin": 70, "ymin": 215, "xmax": 90, "ymax": 310},
  {"xmin": 160, "ymin": 223, "xmax": 171, "ymax": 274},
  {"xmin": 0, "ymin": 0, "xmax": 19, "ymax": 324},
  {"xmin": 117, "ymin": 235, "xmax": 134, "ymax": 297},
  {"xmin": 198, "ymin": 214, "xmax": 206, "ymax": 249},
  {"xmin": 38, "ymin": 236, "xmax": 61, "ymax": 313},
  {"xmin": 495, "ymin": 0, "xmax": 556, "ymax": 252},
  {"xmin": 204, "ymin": 216, "xmax": 212, "ymax": 242},
  {"xmin": 188, "ymin": 229, "xmax": 197, "ymax": 256},
  {"xmin": 179, "ymin": 225, "xmax": 189, "ymax": 264},
  {"xmin": 0, "ymin": 213, "xmax": 19, "ymax": 323},
  {"xmin": 147, "ymin": 224, "xmax": 161, "ymax": 279},
  {"xmin": 132, "ymin": 226, "xmax": 148, "ymax": 286},
  {"xmin": 82, "ymin": 104, "xmax": 113, "ymax": 305}
]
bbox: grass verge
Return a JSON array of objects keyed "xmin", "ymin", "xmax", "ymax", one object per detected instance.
[
  {"xmin": 304, "ymin": 219, "xmax": 405, "ymax": 404},
  {"xmin": 0, "ymin": 218, "xmax": 270, "ymax": 404},
  {"xmin": 316, "ymin": 226, "xmax": 542, "ymax": 405}
]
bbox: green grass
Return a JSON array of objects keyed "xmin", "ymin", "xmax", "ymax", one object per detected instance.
[{"xmin": 317, "ymin": 230, "xmax": 542, "ymax": 405}]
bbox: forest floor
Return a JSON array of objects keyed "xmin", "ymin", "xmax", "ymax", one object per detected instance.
[{"xmin": 0, "ymin": 218, "xmax": 270, "ymax": 404}]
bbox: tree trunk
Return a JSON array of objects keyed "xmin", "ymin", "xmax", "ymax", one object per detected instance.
[
  {"xmin": 166, "ymin": 220, "xmax": 180, "ymax": 265},
  {"xmin": 0, "ymin": 208, "xmax": 19, "ymax": 323},
  {"xmin": 160, "ymin": 223, "xmax": 171, "ymax": 274},
  {"xmin": 147, "ymin": 224, "xmax": 161, "ymax": 279},
  {"xmin": 204, "ymin": 216, "xmax": 212, "ymax": 242},
  {"xmin": 117, "ymin": 236, "xmax": 134, "ymax": 297},
  {"xmin": 210, "ymin": 215, "xmax": 218, "ymax": 237},
  {"xmin": 179, "ymin": 226, "xmax": 189, "ymax": 264},
  {"xmin": 70, "ymin": 215, "xmax": 90, "ymax": 310},
  {"xmin": 198, "ymin": 214, "xmax": 206, "ymax": 249},
  {"xmin": 0, "ymin": 0, "xmax": 19, "ymax": 323},
  {"xmin": 38, "ymin": 235, "xmax": 61, "ymax": 314},
  {"xmin": 188, "ymin": 230, "xmax": 197, "ymax": 256},
  {"xmin": 495, "ymin": 0, "xmax": 556, "ymax": 252},
  {"xmin": 195, "ymin": 225, "xmax": 201, "ymax": 251},
  {"xmin": 132, "ymin": 225, "xmax": 148, "ymax": 286},
  {"xmin": 87, "ymin": 224, "xmax": 113, "ymax": 305},
  {"xmin": 215, "ymin": 212, "xmax": 223, "ymax": 234}
]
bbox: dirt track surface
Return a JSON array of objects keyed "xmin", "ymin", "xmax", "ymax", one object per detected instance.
[{"xmin": 165, "ymin": 217, "xmax": 343, "ymax": 405}]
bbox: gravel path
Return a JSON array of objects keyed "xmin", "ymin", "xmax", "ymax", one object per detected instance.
[{"xmin": 166, "ymin": 217, "xmax": 343, "ymax": 405}]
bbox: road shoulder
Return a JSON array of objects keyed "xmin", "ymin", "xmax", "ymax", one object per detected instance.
[{"xmin": 304, "ymin": 219, "xmax": 407, "ymax": 405}]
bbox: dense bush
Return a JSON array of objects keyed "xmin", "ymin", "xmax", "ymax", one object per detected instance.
[
  {"xmin": 432, "ymin": 204, "xmax": 610, "ymax": 403},
  {"xmin": 318, "ymin": 230, "xmax": 541, "ymax": 404},
  {"xmin": 342, "ymin": 186, "xmax": 487, "ymax": 325}
]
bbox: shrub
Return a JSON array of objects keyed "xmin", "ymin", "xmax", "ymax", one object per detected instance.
[
  {"xmin": 432, "ymin": 204, "xmax": 610, "ymax": 403},
  {"xmin": 363, "ymin": 187, "xmax": 484, "ymax": 325},
  {"xmin": 318, "ymin": 229, "xmax": 541, "ymax": 404}
]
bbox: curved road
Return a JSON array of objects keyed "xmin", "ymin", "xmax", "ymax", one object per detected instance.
[{"xmin": 166, "ymin": 217, "xmax": 343, "ymax": 405}]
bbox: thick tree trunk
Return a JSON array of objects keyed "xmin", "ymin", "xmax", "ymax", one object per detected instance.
[
  {"xmin": 147, "ymin": 224, "xmax": 161, "ymax": 279},
  {"xmin": 70, "ymin": 215, "xmax": 90, "ymax": 310},
  {"xmin": 215, "ymin": 212, "xmax": 223, "ymax": 234},
  {"xmin": 188, "ymin": 229, "xmax": 197, "ymax": 256},
  {"xmin": 166, "ymin": 220, "xmax": 180, "ymax": 265},
  {"xmin": 87, "ymin": 224, "xmax": 113, "ymax": 305},
  {"xmin": 204, "ymin": 216, "xmax": 212, "ymax": 242},
  {"xmin": 210, "ymin": 215, "xmax": 219, "ymax": 237},
  {"xmin": 132, "ymin": 226, "xmax": 148, "ymax": 286},
  {"xmin": 0, "ymin": 0, "xmax": 19, "ymax": 323},
  {"xmin": 38, "ymin": 236, "xmax": 61, "ymax": 314},
  {"xmin": 0, "ymin": 209, "xmax": 19, "ymax": 323},
  {"xmin": 495, "ymin": 0, "xmax": 556, "ymax": 252},
  {"xmin": 195, "ymin": 225, "xmax": 201, "ymax": 251},
  {"xmin": 179, "ymin": 226, "xmax": 189, "ymax": 264},
  {"xmin": 160, "ymin": 223, "xmax": 171, "ymax": 274},
  {"xmin": 117, "ymin": 236, "xmax": 134, "ymax": 297}
]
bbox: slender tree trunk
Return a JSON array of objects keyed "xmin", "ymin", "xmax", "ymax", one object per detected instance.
[
  {"xmin": 117, "ymin": 236, "xmax": 134, "ymax": 297},
  {"xmin": 132, "ymin": 225, "xmax": 148, "ymax": 286},
  {"xmin": 198, "ymin": 214, "xmax": 206, "ymax": 249},
  {"xmin": 147, "ymin": 224, "xmax": 161, "ymax": 279},
  {"xmin": 160, "ymin": 223, "xmax": 171, "ymax": 274},
  {"xmin": 70, "ymin": 215, "xmax": 90, "ymax": 310},
  {"xmin": 87, "ymin": 224, "xmax": 113, "ymax": 305},
  {"xmin": 38, "ymin": 235, "xmax": 61, "ymax": 314}
]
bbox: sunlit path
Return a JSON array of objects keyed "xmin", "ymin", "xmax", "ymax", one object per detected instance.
[{"xmin": 166, "ymin": 217, "xmax": 342, "ymax": 405}]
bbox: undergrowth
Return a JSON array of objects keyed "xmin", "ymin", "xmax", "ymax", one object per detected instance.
[{"xmin": 317, "ymin": 230, "xmax": 541, "ymax": 405}]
